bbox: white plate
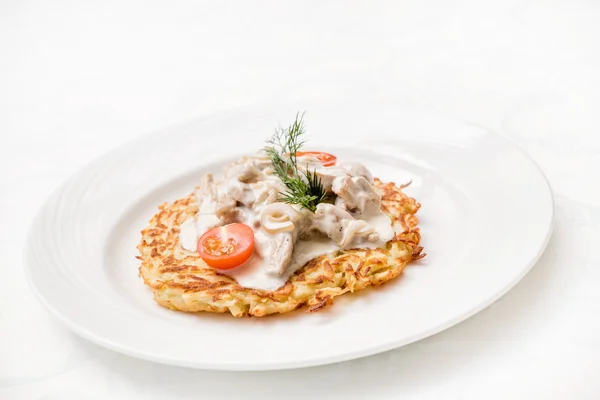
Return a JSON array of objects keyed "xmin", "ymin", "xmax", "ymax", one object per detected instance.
[{"xmin": 25, "ymin": 103, "xmax": 554, "ymax": 371}]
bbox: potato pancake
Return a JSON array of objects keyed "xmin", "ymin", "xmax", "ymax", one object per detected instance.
[{"xmin": 138, "ymin": 178, "xmax": 424, "ymax": 317}]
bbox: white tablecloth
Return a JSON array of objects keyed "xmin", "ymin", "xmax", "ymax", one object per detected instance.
[{"xmin": 2, "ymin": 1, "xmax": 599, "ymax": 399}]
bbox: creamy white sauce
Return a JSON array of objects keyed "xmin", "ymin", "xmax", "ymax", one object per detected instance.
[
  {"xmin": 224, "ymin": 254, "xmax": 287, "ymax": 291},
  {"xmin": 362, "ymin": 212, "xmax": 396, "ymax": 247},
  {"xmin": 227, "ymin": 237, "xmax": 338, "ymax": 291},
  {"xmin": 290, "ymin": 237, "xmax": 339, "ymax": 270},
  {"xmin": 178, "ymin": 153, "xmax": 395, "ymax": 291},
  {"xmin": 195, "ymin": 214, "xmax": 221, "ymax": 237},
  {"xmin": 179, "ymin": 218, "xmax": 198, "ymax": 251}
]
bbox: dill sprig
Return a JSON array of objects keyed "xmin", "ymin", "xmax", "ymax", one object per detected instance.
[{"xmin": 265, "ymin": 112, "xmax": 328, "ymax": 212}]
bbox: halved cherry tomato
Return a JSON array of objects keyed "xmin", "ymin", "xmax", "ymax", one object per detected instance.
[
  {"xmin": 294, "ymin": 151, "xmax": 337, "ymax": 167},
  {"xmin": 197, "ymin": 223, "xmax": 255, "ymax": 270}
]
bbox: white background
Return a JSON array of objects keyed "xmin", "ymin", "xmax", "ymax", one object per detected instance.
[{"xmin": 1, "ymin": 1, "xmax": 599, "ymax": 399}]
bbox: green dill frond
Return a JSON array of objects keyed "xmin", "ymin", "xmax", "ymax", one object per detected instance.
[
  {"xmin": 303, "ymin": 168, "xmax": 330, "ymax": 206},
  {"xmin": 264, "ymin": 112, "xmax": 328, "ymax": 212}
]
